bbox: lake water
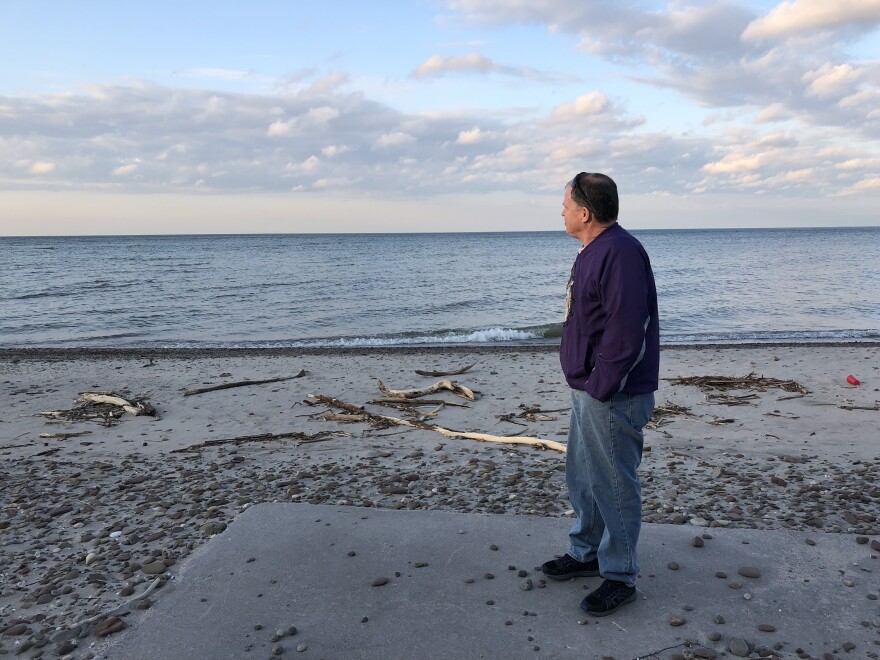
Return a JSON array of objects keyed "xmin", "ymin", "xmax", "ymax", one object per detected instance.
[{"xmin": 1, "ymin": 227, "xmax": 878, "ymax": 348}]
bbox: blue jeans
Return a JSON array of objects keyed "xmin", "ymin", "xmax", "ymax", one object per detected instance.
[{"xmin": 566, "ymin": 388, "xmax": 655, "ymax": 587}]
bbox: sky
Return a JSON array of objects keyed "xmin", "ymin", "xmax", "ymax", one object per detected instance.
[{"xmin": 1, "ymin": 0, "xmax": 879, "ymax": 235}]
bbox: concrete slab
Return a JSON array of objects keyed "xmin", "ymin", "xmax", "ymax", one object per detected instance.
[{"xmin": 97, "ymin": 504, "xmax": 879, "ymax": 659}]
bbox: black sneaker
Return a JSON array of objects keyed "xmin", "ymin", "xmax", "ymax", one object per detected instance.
[
  {"xmin": 580, "ymin": 579, "xmax": 636, "ymax": 616},
  {"xmin": 540, "ymin": 554, "xmax": 600, "ymax": 580}
]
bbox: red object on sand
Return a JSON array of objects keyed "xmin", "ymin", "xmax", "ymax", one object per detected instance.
[{"xmin": 846, "ymin": 375, "xmax": 860, "ymax": 386}]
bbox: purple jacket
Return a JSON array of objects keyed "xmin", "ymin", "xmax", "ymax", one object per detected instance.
[{"xmin": 560, "ymin": 223, "xmax": 659, "ymax": 402}]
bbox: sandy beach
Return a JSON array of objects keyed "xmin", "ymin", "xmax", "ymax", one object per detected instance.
[{"xmin": 1, "ymin": 344, "xmax": 878, "ymax": 658}]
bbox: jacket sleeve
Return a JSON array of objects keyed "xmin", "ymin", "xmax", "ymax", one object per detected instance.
[{"xmin": 584, "ymin": 244, "xmax": 652, "ymax": 402}]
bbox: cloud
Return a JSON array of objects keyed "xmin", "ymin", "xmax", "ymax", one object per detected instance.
[
  {"xmin": 755, "ymin": 103, "xmax": 793, "ymax": 123},
  {"xmin": 321, "ymin": 144, "xmax": 352, "ymax": 157},
  {"xmin": 0, "ymin": 79, "xmax": 876, "ymax": 203},
  {"xmin": 552, "ymin": 92, "xmax": 609, "ymax": 117},
  {"xmin": 742, "ymin": 0, "xmax": 880, "ymax": 40},
  {"xmin": 456, "ymin": 127, "xmax": 484, "ymax": 144},
  {"xmin": 803, "ymin": 63, "xmax": 862, "ymax": 97},
  {"xmin": 442, "ymin": 0, "xmax": 880, "ymax": 140},
  {"xmin": 30, "ymin": 161, "xmax": 55, "ymax": 174},
  {"xmin": 112, "ymin": 163, "xmax": 138, "ymax": 176},
  {"xmin": 374, "ymin": 131, "xmax": 416, "ymax": 148},
  {"xmin": 413, "ymin": 52, "xmax": 553, "ymax": 81},
  {"xmin": 307, "ymin": 106, "xmax": 340, "ymax": 123},
  {"xmin": 267, "ymin": 120, "xmax": 294, "ymax": 137}
]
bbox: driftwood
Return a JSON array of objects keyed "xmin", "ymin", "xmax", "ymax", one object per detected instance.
[
  {"xmin": 183, "ymin": 370, "xmax": 306, "ymax": 396},
  {"xmin": 38, "ymin": 391, "xmax": 159, "ymax": 424},
  {"xmin": 646, "ymin": 401, "xmax": 697, "ymax": 430},
  {"xmin": 706, "ymin": 393, "xmax": 759, "ymax": 406},
  {"xmin": 77, "ymin": 578, "xmax": 162, "ymax": 628},
  {"xmin": 414, "ymin": 363, "xmax": 476, "ymax": 377},
  {"xmin": 664, "ymin": 373, "xmax": 808, "ymax": 394},
  {"xmin": 79, "ymin": 393, "xmax": 157, "ymax": 416},
  {"xmin": 38, "ymin": 431, "xmax": 93, "ymax": 440},
  {"xmin": 369, "ymin": 398, "xmax": 470, "ymax": 408},
  {"xmin": 172, "ymin": 429, "xmax": 335, "ymax": 453},
  {"xmin": 309, "ymin": 394, "xmax": 565, "ymax": 453},
  {"xmin": 377, "ymin": 379, "xmax": 476, "ymax": 401},
  {"xmin": 517, "ymin": 404, "xmax": 566, "ymax": 422}
]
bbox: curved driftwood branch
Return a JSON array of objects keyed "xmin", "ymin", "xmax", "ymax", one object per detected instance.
[
  {"xmin": 377, "ymin": 379, "xmax": 476, "ymax": 401},
  {"xmin": 78, "ymin": 392, "xmax": 155, "ymax": 416},
  {"xmin": 415, "ymin": 363, "xmax": 476, "ymax": 377},
  {"xmin": 309, "ymin": 394, "xmax": 565, "ymax": 453},
  {"xmin": 183, "ymin": 370, "xmax": 305, "ymax": 396},
  {"xmin": 76, "ymin": 577, "xmax": 163, "ymax": 629}
]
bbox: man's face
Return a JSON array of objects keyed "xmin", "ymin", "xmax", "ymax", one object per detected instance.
[{"xmin": 562, "ymin": 186, "xmax": 586, "ymax": 239}]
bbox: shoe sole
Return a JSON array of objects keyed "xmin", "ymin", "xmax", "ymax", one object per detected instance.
[
  {"xmin": 542, "ymin": 569, "xmax": 600, "ymax": 581},
  {"xmin": 579, "ymin": 591, "xmax": 636, "ymax": 616}
]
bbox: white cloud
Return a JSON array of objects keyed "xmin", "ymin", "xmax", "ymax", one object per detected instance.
[
  {"xmin": 286, "ymin": 155, "xmax": 320, "ymax": 173},
  {"xmin": 374, "ymin": 131, "xmax": 416, "ymax": 148},
  {"xmin": 112, "ymin": 164, "xmax": 138, "ymax": 176},
  {"xmin": 553, "ymin": 92, "xmax": 609, "ymax": 118},
  {"xmin": 413, "ymin": 52, "xmax": 553, "ymax": 81},
  {"xmin": 743, "ymin": 0, "xmax": 880, "ymax": 40},
  {"xmin": 307, "ymin": 106, "xmax": 340, "ymax": 123},
  {"xmin": 803, "ymin": 63, "xmax": 861, "ymax": 98},
  {"xmin": 308, "ymin": 72, "xmax": 349, "ymax": 94},
  {"xmin": 322, "ymin": 144, "xmax": 352, "ymax": 157},
  {"xmin": 0, "ymin": 78, "xmax": 875, "ymax": 205},
  {"xmin": 456, "ymin": 127, "xmax": 483, "ymax": 144},
  {"xmin": 30, "ymin": 162, "xmax": 55, "ymax": 174},
  {"xmin": 755, "ymin": 103, "xmax": 793, "ymax": 123},
  {"xmin": 267, "ymin": 120, "xmax": 294, "ymax": 137},
  {"xmin": 415, "ymin": 53, "xmax": 493, "ymax": 77}
]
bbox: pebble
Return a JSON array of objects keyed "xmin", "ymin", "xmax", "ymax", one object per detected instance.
[
  {"xmin": 371, "ymin": 577, "xmax": 388, "ymax": 587},
  {"xmin": 94, "ymin": 617, "xmax": 125, "ymax": 637},
  {"xmin": 691, "ymin": 537, "xmax": 704, "ymax": 548},
  {"xmin": 728, "ymin": 638, "xmax": 750, "ymax": 657},
  {"xmin": 296, "ymin": 644, "xmax": 307, "ymax": 652},
  {"xmin": 3, "ymin": 624, "xmax": 29, "ymax": 636},
  {"xmin": 738, "ymin": 566, "xmax": 760, "ymax": 578},
  {"xmin": 715, "ymin": 571, "xmax": 727, "ymax": 578},
  {"xmin": 519, "ymin": 578, "xmax": 533, "ymax": 591},
  {"xmin": 757, "ymin": 623, "xmax": 776, "ymax": 632},
  {"xmin": 141, "ymin": 560, "xmax": 167, "ymax": 575},
  {"xmin": 713, "ymin": 615, "xmax": 725, "ymax": 624},
  {"xmin": 272, "ymin": 643, "xmax": 283, "ymax": 655},
  {"xmin": 708, "ymin": 632, "xmax": 722, "ymax": 641},
  {"xmin": 693, "ymin": 649, "xmax": 717, "ymax": 659},
  {"xmin": 484, "ymin": 573, "xmax": 494, "ymax": 580},
  {"xmin": 668, "ymin": 561, "xmax": 680, "ymax": 570},
  {"xmin": 669, "ymin": 614, "xmax": 686, "ymax": 626}
]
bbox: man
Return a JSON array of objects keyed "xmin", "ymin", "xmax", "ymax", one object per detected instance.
[{"xmin": 542, "ymin": 172, "xmax": 659, "ymax": 617}]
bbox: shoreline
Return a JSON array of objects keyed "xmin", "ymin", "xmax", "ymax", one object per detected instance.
[{"xmin": 2, "ymin": 338, "xmax": 879, "ymax": 362}]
